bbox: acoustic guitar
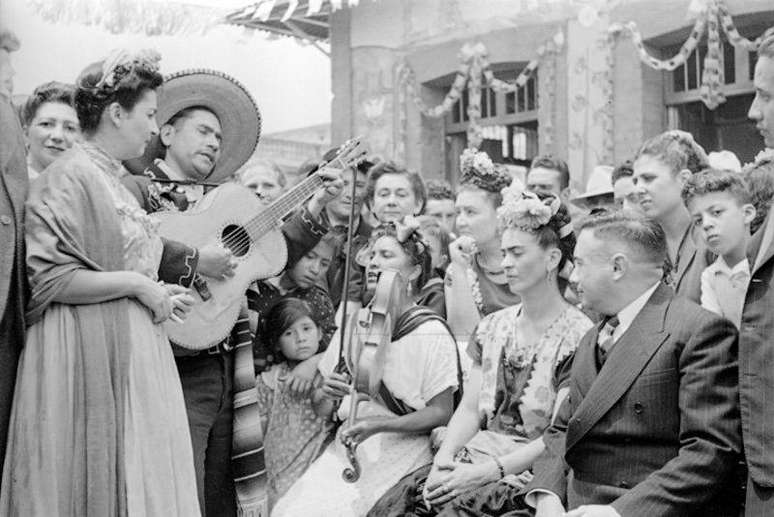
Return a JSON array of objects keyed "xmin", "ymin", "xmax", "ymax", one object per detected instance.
[{"xmin": 156, "ymin": 138, "xmax": 367, "ymax": 350}]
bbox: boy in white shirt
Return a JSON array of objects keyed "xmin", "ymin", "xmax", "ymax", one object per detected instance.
[{"xmin": 682, "ymin": 168, "xmax": 756, "ymax": 327}]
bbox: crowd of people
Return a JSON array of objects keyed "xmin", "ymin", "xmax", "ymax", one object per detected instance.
[{"xmin": 1, "ymin": 22, "xmax": 774, "ymax": 517}]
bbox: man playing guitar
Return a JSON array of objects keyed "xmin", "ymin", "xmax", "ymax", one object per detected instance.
[{"xmin": 121, "ymin": 69, "xmax": 343, "ymax": 517}]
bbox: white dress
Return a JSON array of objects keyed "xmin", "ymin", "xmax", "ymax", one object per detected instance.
[{"xmin": 271, "ymin": 319, "xmax": 459, "ymax": 517}]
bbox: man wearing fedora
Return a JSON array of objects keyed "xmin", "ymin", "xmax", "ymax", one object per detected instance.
[{"xmin": 122, "ymin": 69, "xmax": 342, "ymax": 516}]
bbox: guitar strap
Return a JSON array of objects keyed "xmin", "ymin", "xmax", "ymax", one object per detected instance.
[{"xmin": 230, "ymin": 305, "xmax": 268, "ymax": 516}]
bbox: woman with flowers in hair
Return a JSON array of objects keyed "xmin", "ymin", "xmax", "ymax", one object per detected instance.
[
  {"xmin": 445, "ymin": 149, "xmax": 520, "ymax": 350},
  {"xmin": 369, "ymin": 184, "xmax": 592, "ymax": 517},
  {"xmin": 272, "ymin": 221, "xmax": 461, "ymax": 517},
  {"xmin": 0, "ymin": 51, "xmax": 200, "ymax": 516}
]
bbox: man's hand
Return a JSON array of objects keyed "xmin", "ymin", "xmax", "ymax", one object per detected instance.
[
  {"xmin": 198, "ymin": 244, "xmax": 237, "ymax": 280},
  {"xmin": 308, "ymin": 167, "xmax": 344, "ymax": 217},
  {"xmin": 564, "ymin": 505, "xmax": 621, "ymax": 517}
]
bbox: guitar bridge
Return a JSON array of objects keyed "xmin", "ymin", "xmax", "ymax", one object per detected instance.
[{"xmin": 193, "ymin": 274, "xmax": 212, "ymax": 301}]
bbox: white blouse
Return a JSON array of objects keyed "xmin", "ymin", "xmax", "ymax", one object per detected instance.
[{"xmin": 319, "ymin": 318, "xmax": 459, "ymax": 413}]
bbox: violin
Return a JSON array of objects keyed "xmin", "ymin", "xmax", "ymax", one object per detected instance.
[{"xmin": 340, "ymin": 270, "xmax": 409, "ymax": 482}]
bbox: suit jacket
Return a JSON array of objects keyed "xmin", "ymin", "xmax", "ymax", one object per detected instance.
[
  {"xmin": 740, "ymin": 211, "xmax": 774, "ymax": 487},
  {"xmin": 672, "ymin": 225, "xmax": 712, "ymax": 303},
  {"xmin": 0, "ymin": 98, "xmax": 28, "ymax": 332},
  {"xmin": 529, "ymin": 283, "xmax": 742, "ymax": 517}
]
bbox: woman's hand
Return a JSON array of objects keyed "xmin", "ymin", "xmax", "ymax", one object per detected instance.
[
  {"xmin": 423, "ymin": 459, "xmax": 498, "ymax": 507},
  {"xmin": 341, "ymin": 416, "xmax": 388, "ymax": 445},
  {"xmin": 198, "ymin": 244, "xmax": 238, "ymax": 280},
  {"xmin": 133, "ymin": 276, "xmax": 172, "ymax": 324},
  {"xmin": 448, "ymin": 236, "xmax": 477, "ymax": 267},
  {"xmin": 320, "ymin": 372, "xmax": 351, "ymax": 401},
  {"xmin": 164, "ymin": 283, "xmax": 195, "ymax": 323}
]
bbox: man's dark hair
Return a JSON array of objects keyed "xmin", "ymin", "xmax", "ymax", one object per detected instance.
[
  {"xmin": 529, "ymin": 155, "xmax": 570, "ymax": 190},
  {"xmin": 576, "ymin": 211, "xmax": 667, "ymax": 265}
]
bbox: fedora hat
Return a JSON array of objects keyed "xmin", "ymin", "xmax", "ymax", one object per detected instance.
[
  {"xmin": 124, "ymin": 69, "xmax": 261, "ymax": 183},
  {"xmin": 570, "ymin": 165, "xmax": 614, "ymax": 211}
]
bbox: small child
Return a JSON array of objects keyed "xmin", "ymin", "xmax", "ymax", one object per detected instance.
[
  {"xmin": 682, "ymin": 168, "xmax": 756, "ymax": 327},
  {"xmin": 255, "ymin": 297, "xmax": 334, "ymax": 510}
]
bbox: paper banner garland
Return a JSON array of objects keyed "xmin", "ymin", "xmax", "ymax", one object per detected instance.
[{"xmin": 398, "ymin": 30, "xmax": 564, "ymax": 149}]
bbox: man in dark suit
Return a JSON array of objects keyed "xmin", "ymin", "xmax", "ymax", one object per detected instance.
[
  {"xmin": 527, "ymin": 213, "xmax": 742, "ymax": 517},
  {"xmin": 740, "ymin": 26, "xmax": 774, "ymax": 516},
  {"xmin": 0, "ymin": 29, "xmax": 27, "ymax": 483}
]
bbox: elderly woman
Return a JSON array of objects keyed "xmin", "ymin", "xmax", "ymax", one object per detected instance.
[
  {"xmin": 369, "ymin": 187, "xmax": 592, "ymax": 517},
  {"xmin": 0, "ymin": 51, "xmax": 200, "ymax": 516},
  {"xmin": 366, "ymin": 161, "xmax": 426, "ymax": 224},
  {"xmin": 21, "ymin": 81, "xmax": 80, "ymax": 181},
  {"xmin": 272, "ymin": 222, "xmax": 461, "ymax": 517}
]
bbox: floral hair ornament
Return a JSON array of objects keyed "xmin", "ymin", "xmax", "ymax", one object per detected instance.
[
  {"xmin": 498, "ymin": 177, "xmax": 572, "ymax": 237},
  {"xmin": 459, "ymin": 148, "xmax": 511, "ymax": 193},
  {"xmin": 96, "ymin": 48, "xmax": 162, "ymax": 90}
]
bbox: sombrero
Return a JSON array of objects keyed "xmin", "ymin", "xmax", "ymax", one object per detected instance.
[{"xmin": 124, "ymin": 69, "xmax": 261, "ymax": 183}]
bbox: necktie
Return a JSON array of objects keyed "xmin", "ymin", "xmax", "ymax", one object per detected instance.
[{"xmin": 595, "ymin": 315, "xmax": 620, "ymax": 369}]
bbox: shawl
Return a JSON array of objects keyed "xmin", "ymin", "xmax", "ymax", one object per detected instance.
[
  {"xmin": 24, "ymin": 143, "xmax": 143, "ymax": 516},
  {"xmin": 476, "ymin": 304, "xmax": 592, "ymax": 438}
]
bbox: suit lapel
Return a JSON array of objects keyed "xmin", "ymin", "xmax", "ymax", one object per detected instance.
[
  {"xmin": 673, "ymin": 230, "xmax": 697, "ymax": 293},
  {"xmin": 751, "ymin": 211, "xmax": 774, "ymax": 274},
  {"xmin": 571, "ymin": 325, "xmax": 602, "ymax": 398},
  {"xmin": 566, "ymin": 284, "xmax": 671, "ymax": 451}
]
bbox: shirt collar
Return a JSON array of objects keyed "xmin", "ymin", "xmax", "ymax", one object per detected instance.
[
  {"xmin": 614, "ymin": 281, "xmax": 661, "ymax": 337},
  {"xmin": 707, "ymin": 255, "xmax": 750, "ymax": 277}
]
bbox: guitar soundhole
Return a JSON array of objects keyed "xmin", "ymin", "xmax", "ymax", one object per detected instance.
[{"xmin": 221, "ymin": 225, "xmax": 250, "ymax": 257}]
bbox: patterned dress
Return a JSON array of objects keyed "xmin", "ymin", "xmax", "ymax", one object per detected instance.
[
  {"xmin": 0, "ymin": 143, "xmax": 199, "ymax": 516},
  {"xmin": 368, "ymin": 304, "xmax": 592, "ymax": 517},
  {"xmin": 272, "ymin": 318, "xmax": 460, "ymax": 517},
  {"xmin": 255, "ymin": 362, "xmax": 333, "ymax": 510}
]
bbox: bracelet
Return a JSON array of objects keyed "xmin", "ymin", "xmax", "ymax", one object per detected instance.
[{"xmin": 492, "ymin": 457, "xmax": 505, "ymax": 479}]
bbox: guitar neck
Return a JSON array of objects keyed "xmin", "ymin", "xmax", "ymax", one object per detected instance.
[{"xmin": 245, "ymin": 173, "xmax": 325, "ymax": 239}]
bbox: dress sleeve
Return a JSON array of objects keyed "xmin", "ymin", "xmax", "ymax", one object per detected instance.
[{"xmin": 281, "ymin": 207, "xmax": 329, "ymax": 268}]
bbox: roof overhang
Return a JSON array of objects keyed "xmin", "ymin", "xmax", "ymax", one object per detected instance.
[{"xmin": 224, "ymin": 1, "xmax": 332, "ymax": 42}]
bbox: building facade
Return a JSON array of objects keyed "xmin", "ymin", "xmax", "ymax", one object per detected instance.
[{"xmin": 327, "ymin": 0, "xmax": 773, "ymax": 192}]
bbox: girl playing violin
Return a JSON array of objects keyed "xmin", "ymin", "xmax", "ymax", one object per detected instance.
[
  {"xmin": 272, "ymin": 222, "xmax": 460, "ymax": 517},
  {"xmin": 254, "ymin": 297, "xmax": 335, "ymax": 510}
]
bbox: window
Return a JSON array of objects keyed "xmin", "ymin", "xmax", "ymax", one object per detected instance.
[
  {"xmin": 663, "ymin": 27, "xmax": 768, "ymax": 164},
  {"xmin": 442, "ymin": 66, "xmax": 539, "ymax": 184}
]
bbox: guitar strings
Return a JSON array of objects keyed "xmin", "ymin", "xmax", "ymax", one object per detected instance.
[{"xmin": 218, "ymin": 147, "xmax": 365, "ymax": 253}]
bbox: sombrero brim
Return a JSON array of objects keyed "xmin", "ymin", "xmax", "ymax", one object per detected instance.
[
  {"xmin": 570, "ymin": 190, "xmax": 614, "ymax": 210},
  {"xmin": 124, "ymin": 69, "xmax": 261, "ymax": 182}
]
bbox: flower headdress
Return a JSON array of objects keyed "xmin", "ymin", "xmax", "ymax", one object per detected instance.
[
  {"xmin": 498, "ymin": 178, "xmax": 573, "ymax": 238},
  {"xmin": 95, "ymin": 48, "xmax": 162, "ymax": 90},
  {"xmin": 459, "ymin": 148, "xmax": 511, "ymax": 193}
]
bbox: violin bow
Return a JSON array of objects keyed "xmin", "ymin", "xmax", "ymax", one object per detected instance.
[{"xmin": 334, "ymin": 139, "xmax": 365, "ymax": 375}]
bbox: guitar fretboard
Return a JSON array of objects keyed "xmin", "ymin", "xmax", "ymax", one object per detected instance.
[{"xmin": 242, "ymin": 173, "xmax": 325, "ymax": 240}]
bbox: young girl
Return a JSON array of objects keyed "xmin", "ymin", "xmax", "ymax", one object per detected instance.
[{"xmin": 255, "ymin": 297, "xmax": 334, "ymax": 510}]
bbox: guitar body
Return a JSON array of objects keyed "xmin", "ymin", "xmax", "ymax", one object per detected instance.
[{"xmin": 156, "ymin": 183, "xmax": 287, "ymax": 349}]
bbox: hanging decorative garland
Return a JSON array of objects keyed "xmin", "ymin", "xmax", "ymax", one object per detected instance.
[
  {"xmin": 609, "ymin": 0, "xmax": 761, "ymax": 110},
  {"xmin": 398, "ymin": 31, "xmax": 563, "ymax": 149}
]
